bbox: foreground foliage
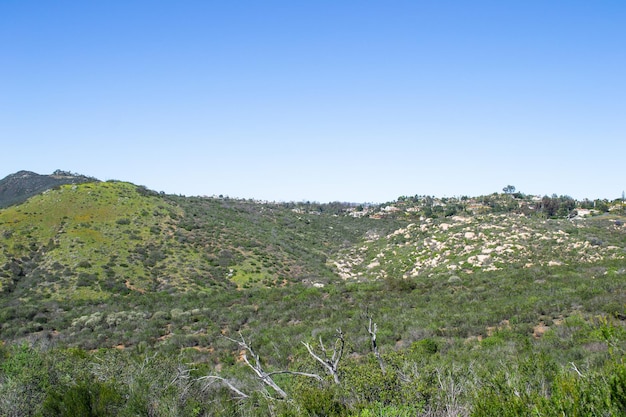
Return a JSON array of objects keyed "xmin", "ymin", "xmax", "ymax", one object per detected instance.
[{"xmin": 1, "ymin": 314, "xmax": 625, "ymax": 416}]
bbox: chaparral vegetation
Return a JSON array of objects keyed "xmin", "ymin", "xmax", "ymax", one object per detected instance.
[{"xmin": 0, "ymin": 171, "xmax": 625, "ymax": 416}]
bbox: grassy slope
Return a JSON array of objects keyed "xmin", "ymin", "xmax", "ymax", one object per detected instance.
[{"xmin": 0, "ymin": 181, "xmax": 195, "ymax": 299}]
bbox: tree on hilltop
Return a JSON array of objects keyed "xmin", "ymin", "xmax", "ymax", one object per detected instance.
[{"xmin": 502, "ymin": 185, "xmax": 516, "ymax": 194}]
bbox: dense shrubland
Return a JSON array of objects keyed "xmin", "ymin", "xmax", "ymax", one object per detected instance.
[
  {"xmin": 1, "ymin": 305, "xmax": 625, "ymax": 416},
  {"xmin": 0, "ymin": 180, "xmax": 625, "ymax": 415}
]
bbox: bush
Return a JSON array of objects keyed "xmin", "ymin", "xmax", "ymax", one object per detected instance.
[
  {"xmin": 353, "ymin": 403, "xmax": 422, "ymax": 417},
  {"xmin": 410, "ymin": 338, "xmax": 438, "ymax": 356},
  {"xmin": 42, "ymin": 380, "xmax": 123, "ymax": 417},
  {"xmin": 471, "ymin": 358, "xmax": 626, "ymax": 417},
  {"xmin": 610, "ymin": 361, "xmax": 626, "ymax": 414},
  {"xmin": 0, "ymin": 345, "xmax": 50, "ymax": 414},
  {"xmin": 292, "ymin": 382, "xmax": 348, "ymax": 417},
  {"xmin": 342, "ymin": 358, "xmax": 404, "ymax": 407}
]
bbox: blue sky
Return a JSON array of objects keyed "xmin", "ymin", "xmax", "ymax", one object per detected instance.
[{"xmin": 1, "ymin": 1, "xmax": 624, "ymax": 203}]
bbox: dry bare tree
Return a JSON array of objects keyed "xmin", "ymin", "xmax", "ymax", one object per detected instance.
[
  {"xmin": 217, "ymin": 332, "xmax": 323, "ymax": 399},
  {"xmin": 302, "ymin": 328, "xmax": 345, "ymax": 384},
  {"xmin": 365, "ymin": 310, "xmax": 386, "ymax": 374}
]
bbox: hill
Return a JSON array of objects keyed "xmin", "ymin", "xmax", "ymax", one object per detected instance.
[
  {"xmin": 0, "ymin": 172, "xmax": 625, "ymax": 416},
  {"xmin": 0, "ymin": 170, "xmax": 96, "ymax": 208},
  {"xmin": 0, "ymin": 179, "xmax": 401, "ymax": 300}
]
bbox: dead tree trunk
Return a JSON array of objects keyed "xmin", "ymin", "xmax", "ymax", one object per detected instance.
[
  {"xmin": 302, "ymin": 328, "xmax": 344, "ymax": 384},
  {"xmin": 225, "ymin": 332, "xmax": 323, "ymax": 399},
  {"xmin": 197, "ymin": 375, "xmax": 250, "ymax": 399},
  {"xmin": 226, "ymin": 333, "xmax": 288, "ymax": 398},
  {"xmin": 365, "ymin": 313, "xmax": 386, "ymax": 374}
]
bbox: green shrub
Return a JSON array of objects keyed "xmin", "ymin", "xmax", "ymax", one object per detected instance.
[
  {"xmin": 472, "ymin": 357, "xmax": 626, "ymax": 417},
  {"xmin": 292, "ymin": 382, "xmax": 348, "ymax": 417},
  {"xmin": 410, "ymin": 338, "xmax": 438, "ymax": 356},
  {"xmin": 343, "ymin": 358, "xmax": 404, "ymax": 407},
  {"xmin": 42, "ymin": 380, "xmax": 122, "ymax": 417},
  {"xmin": 610, "ymin": 361, "xmax": 626, "ymax": 414},
  {"xmin": 0, "ymin": 345, "xmax": 50, "ymax": 414},
  {"xmin": 352, "ymin": 403, "xmax": 422, "ymax": 417}
]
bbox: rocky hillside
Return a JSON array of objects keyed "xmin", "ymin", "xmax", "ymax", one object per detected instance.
[{"xmin": 333, "ymin": 212, "xmax": 626, "ymax": 281}]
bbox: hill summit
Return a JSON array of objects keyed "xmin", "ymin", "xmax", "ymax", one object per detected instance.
[{"xmin": 0, "ymin": 170, "xmax": 96, "ymax": 208}]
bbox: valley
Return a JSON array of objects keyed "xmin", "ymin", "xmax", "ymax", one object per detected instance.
[{"xmin": 0, "ymin": 172, "xmax": 625, "ymax": 416}]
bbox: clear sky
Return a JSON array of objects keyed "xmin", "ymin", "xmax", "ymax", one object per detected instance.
[{"xmin": 1, "ymin": 1, "xmax": 624, "ymax": 203}]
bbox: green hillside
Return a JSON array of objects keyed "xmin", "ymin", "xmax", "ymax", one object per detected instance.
[
  {"xmin": 0, "ymin": 181, "xmax": 401, "ymax": 299},
  {"xmin": 0, "ymin": 181, "xmax": 187, "ymax": 298},
  {"xmin": 1, "ymin": 179, "xmax": 625, "ymax": 416}
]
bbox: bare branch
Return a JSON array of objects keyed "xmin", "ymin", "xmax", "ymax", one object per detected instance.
[
  {"xmin": 224, "ymin": 332, "xmax": 289, "ymax": 398},
  {"xmin": 365, "ymin": 311, "xmax": 386, "ymax": 374},
  {"xmin": 198, "ymin": 375, "xmax": 249, "ymax": 399},
  {"xmin": 266, "ymin": 370, "xmax": 323, "ymax": 381},
  {"xmin": 170, "ymin": 363, "xmax": 194, "ymax": 386},
  {"xmin": 332, "ymin": 329, "xmax": 345, "ymax": 370},
  {"xmin": 302, "ymin": 328, "xmax": 344, "ymax": 384},
  {"xmin": 570, "ymin": 362, "xmax": 584, "ymax": 378}
]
